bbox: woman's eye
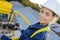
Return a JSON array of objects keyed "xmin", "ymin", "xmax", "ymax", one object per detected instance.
[
  {"xmin": 40, "ymin": 10, "xmax": 44, "ymax": 13},
  {"xmin": 46, "ymin": 12, "xmax": 50, "ymax": 16}
]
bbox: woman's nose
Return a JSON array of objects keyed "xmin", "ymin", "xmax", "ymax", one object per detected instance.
[
  {"xmin": 39, "ymin": 13, "xmax": 43, "ymax": 16},
  {"xmin": 39, "ymin": 13, "xmax": 45, "ymax": 17},
  {"xmin": 39, "ymin": 13, "xmax": 41, "ymax": 16}
]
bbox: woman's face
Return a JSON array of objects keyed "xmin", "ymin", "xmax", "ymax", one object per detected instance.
[{"xmin": 39, "ymin": 7, "xmax": 55, "ymax": 25}]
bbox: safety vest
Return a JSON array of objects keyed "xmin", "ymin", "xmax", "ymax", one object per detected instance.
[
  {"xmin": 30, "ymin": 27, "xmax": 50, "ymax": 38},
  {"xmin": 20, "ymin": 26, "xmax": 50, "ymax": 40}
]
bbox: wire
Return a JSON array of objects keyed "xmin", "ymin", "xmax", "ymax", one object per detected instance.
[
  {"xmin": 8, "ymin": 10, "xmax": 14, "ymax": 22},
  {"xmin": 9, "ymin": 13, "xmax": 14, "ymax": 22},
  {"xmin": 14, "ymin": 11, "xmax": 31, "ymax": 26}
]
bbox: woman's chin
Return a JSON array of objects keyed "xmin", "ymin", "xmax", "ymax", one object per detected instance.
[{"xmin": 39, "ymin": 21, "xmax": 46, "ymax": 24}]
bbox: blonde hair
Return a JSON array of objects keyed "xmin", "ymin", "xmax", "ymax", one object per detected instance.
[{"xmin": 49, "ymin": 17, "xmax": 59, "ymax": 25}]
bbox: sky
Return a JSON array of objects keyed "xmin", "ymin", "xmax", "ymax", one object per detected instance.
[
  {"xmin": 57, "ymin": 0, "xmax": 60, "ymax": 4},
  {"xmin": 30, "ymin": 0, "xmax": 60, "ymax": 5}
]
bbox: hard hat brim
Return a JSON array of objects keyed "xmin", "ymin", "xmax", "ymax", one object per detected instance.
[{"xmin": 40, "ymin": 5, "xmax": 60, "ymax": 17}]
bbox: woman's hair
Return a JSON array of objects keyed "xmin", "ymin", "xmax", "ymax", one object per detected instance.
[
  {"xmin": 51, "ymin": 10, "xmax": 58, "ymax": 17},
  {"xmin": 50, "ymin": 11, "xmax": 59, "ymax": 24}
]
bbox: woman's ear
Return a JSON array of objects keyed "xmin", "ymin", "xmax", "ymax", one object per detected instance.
[{"xmin": 51, "ymin": 16, "xmax": 59, "ymax": 23}]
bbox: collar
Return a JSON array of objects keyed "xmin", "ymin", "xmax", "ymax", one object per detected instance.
[{"xmin": 30, "ymin": 22, "xmax": 48, "ymax": 29}]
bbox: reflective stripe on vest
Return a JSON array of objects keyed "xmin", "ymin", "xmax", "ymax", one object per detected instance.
[{"xmin": 30, "ymin": 27, "xmax": 50, "ymax": 38}]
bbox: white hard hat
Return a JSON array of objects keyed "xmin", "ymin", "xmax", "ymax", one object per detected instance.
[{"xmin": 40, "ymin": 0, "xmax": 60, "ymax": 17}]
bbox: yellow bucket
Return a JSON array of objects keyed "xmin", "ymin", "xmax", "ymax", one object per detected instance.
[
  {"xmin": 12, "ymin": 37, "xmax": 19, "ymax": 40},
  {"xmin": 0, "ymin": 0, "xmax": 6, "ymax": 1},
  {"xmin": 0, "ymin": 1, "xmax": 12, "ymax": 14}
]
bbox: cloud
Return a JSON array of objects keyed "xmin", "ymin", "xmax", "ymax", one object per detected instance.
[
  {"xmin": 57, "ymin": 0, "xmax": 60, "ymax": 4},
  {"xmin": 30, "ymin": 0, "xmax": 47, "ymax": 5}
]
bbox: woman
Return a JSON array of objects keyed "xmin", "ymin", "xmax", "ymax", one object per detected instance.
[
  {"xmin": 20, "ymin": 0, "xmax": 60, "ymax": 40},
  {"xmin": 0, "ymin": 0, "xmax": 60, "ymax": 40}
]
